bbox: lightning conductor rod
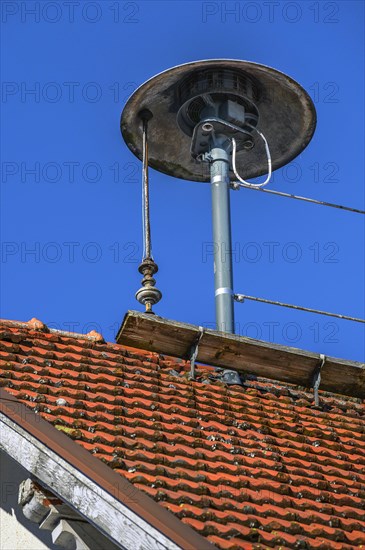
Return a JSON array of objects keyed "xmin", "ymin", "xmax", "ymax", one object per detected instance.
[
  {"xmin": 135, "ymin": 109, "xmax": 162, "ymax": 314},
  {"xmin": 142, "ymin": 111, "xmax": 151, "ymax": 259},
  {"xmin": 209, "ymin": 137, "xmax": 235, "ymax": 334}
]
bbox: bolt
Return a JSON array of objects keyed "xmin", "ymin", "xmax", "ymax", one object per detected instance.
[
  {"xmin": 243, "ymin": 139, "xmax": 254, "ymax": 150},
  {"xmin": 202, "ymin": 122, "xmax": 214, "ymax": 133}
]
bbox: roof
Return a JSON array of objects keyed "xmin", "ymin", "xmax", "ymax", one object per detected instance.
[{"xmin": 0, "ymin": 318, "xmax": 365, "ymax": 549}]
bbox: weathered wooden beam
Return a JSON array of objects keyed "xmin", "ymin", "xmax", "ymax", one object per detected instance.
[
  {"xmin": 51, "ymin": 518, "xmax": 121, "ymax": 550},
  {"xmin": 117, "ymin": 311, "xmax": 365, "ymax": 399},
  {"xmin": 18, "ymin": 478, "xmax": 119, "ymax": 549}
]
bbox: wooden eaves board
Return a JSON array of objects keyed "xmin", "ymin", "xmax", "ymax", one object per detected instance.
[{"xmin": 117, "ymin": 311, "xmax": 365, "ymax": 399}]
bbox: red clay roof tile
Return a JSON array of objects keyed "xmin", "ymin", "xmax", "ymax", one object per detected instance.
[{"xmin": 0, "ymin": 319, "xmax": 364, "ymax": 549}]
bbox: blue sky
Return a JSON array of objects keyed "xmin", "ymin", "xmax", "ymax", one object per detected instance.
[{"xmin": 1, "ymin": 0, "xmax": 364, "ymax": 362}]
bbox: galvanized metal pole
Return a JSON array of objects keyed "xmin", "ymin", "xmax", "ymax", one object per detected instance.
[{"xmin": 210, "ymin": 145, "xmax": 235, "ymax": 333}]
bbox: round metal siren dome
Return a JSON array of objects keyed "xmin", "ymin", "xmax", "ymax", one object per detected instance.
[{"xmin": 120, "ymin": 59, "xmax": 316, "ymax": 182}]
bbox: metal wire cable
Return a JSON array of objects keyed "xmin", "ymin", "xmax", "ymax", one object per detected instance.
[
  {"xmin": 231, "ymin": 183, "xmax": 365, "ymax": 215},
  {"xmin": 231, "ymin": 125, "xmax": 272, "ymax": 187},
  {"xmin": 234, "ymin": 294, "xmax": 365, "ymax": 323}
]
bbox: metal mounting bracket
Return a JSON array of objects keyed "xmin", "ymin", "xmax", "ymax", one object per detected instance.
[
  {"xmin": 312, "ymin": 353, "xmax": 326, "ymax": 406},
  {"xmin": 191, "ymin": 117, "xmax": 254, "ymax": 159},
  {"xmin": 187, "ymin": 327, "xmax": 204, "ymax": 380}
]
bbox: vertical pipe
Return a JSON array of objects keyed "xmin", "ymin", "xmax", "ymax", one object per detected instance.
[{"xmin": 210, "ymin": 146, "xmax": 235, "ymax": 334}]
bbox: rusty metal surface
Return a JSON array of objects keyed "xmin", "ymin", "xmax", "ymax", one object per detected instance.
[
  {"xmin": 0, "ymin": 387, "xmax": 216, "ymax": 550},
  {"xmin": 120, "ymin": 59, "xmax": 316, "ymax": 182}
]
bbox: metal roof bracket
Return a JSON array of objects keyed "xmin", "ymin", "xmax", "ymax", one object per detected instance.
[
  {"xmin": 188, "ymin": 327, "xmax": 204, "ymax": 380},
  {"xmin": 312, "ymin": 353, "xmax": 326, "ymax": 407}
]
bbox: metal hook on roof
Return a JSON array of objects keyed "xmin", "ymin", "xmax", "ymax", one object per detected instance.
[
  {"xmin": 312, "ymin": 353, "xmax": 326, "ymax": 407},
  {"xmin": 188, "ymin": 327, "xmax": 204, "ymax": 381}
]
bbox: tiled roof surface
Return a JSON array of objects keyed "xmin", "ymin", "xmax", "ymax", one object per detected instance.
[{"xmin": 0, "ymin": 319, "xmax": 364, "ymax": 550}]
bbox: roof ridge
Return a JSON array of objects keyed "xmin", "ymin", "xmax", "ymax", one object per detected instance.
[{"xmin": 0, "ymin": 318, "xmax": 105, "ymax": 343}]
